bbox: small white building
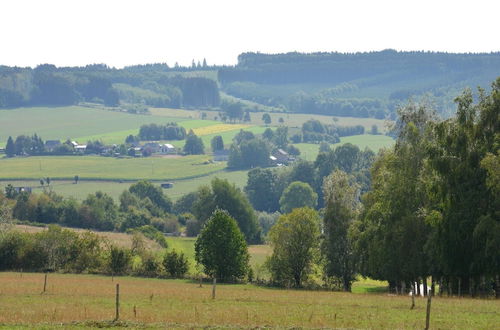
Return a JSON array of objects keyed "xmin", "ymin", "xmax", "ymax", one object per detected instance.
[{"xmin": 162, "ymin": 143, "xmax": 176, "ymax": 154}]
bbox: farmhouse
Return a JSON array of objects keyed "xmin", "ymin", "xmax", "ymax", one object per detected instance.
[
  {"xmin": 142, "ymin": 142, "xmax": 162, "ymax": 153},
  {"xmin": 74, "ymin": 145, "xmax": 87, "ymax": 153},
  {"xmin": 270, "ymin": 148, "xmax": 294, "ymax": 166}
]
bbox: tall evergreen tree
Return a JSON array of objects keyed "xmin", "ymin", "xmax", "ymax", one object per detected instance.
[{"xmin": 5, "ymin": 136, "xmax": 15, "ymax": 157}]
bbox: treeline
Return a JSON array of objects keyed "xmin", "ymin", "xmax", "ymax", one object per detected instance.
[
  {"xmin": 0, "ymin": 65, "xmax": 220, "ymax": 109},
  {"xmin": 5, "ymin": 181, "xmax": 177, "ymax": 234},
  {"xmin": 218, "ymin": 50, "xmax": 500, "ymax": 118},
  {"xmin": 353, "ymin": 81, "xmax": 500, "ymax": 296},
  {"xmin": 0, "ymin": 225, "xmax": 189, "ymax": 278},
  {"xmin": 138, "ymin": 123, "xmax": 186, "ymax": 141},
  {"xmin": 220, "ymin": 50, "xmax": 500, "ymax": 85},
  {"xmin": 293, "ymin": 119, "xmax": 365, "ymax": 143},
  {"xmin": 248, "ymin": 80, "xmax": 499, "ymax": 295}
]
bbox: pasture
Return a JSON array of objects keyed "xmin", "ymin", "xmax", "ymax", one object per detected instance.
[
  {"xmin": 0, "ymin": 106, "xmax": 184, "ymax": 145},
  {"xmin": 0, "ymin": 272, "xmax": 497, "ymax": 328},
  {"xmin": 0, "ymin": 169, "xmax": 249, "ymax": 201},
  {"xmin": 0, "ymin": 155, "xmax": 225, "ymax": 181}
]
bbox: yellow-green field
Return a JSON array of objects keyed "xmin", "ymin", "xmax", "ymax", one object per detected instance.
[
  {"xmin": 0, "ymin": 272, "xmax": 497, "ymax": 328},
  {"xmin": 0, "ymin": 155, "xmax": 225, "ymax": 181}
]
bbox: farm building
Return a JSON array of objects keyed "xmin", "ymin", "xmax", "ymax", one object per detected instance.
[
  {"xmin": 270, "ymin": 148, "xmax": 294, "ymax": 165},
  {"xmin": 161, "ymin": 144, "xmax": 176, "ymax": 154},
  {"xmin": 142, "ymin": 142, "xmax": 162, "ymax": 153},
  {"xmin": 74, "ymin": 145, "xmax": 87, "ymax": 153}
]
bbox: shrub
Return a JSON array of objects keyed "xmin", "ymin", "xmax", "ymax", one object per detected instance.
[{"xmin": 163, "ymin": 249, "xmax": 189, "ymax": 278}]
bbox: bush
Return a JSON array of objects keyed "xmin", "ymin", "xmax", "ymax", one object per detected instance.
[
  {"xmin": 162, "ymin": 249, "xmax": 189, "ymax": 278},
  {"xmin": 108, "ymin": 245, "xmax": 132, "ymax": 275}
]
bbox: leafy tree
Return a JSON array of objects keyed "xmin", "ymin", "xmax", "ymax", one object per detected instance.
[
  {"xmin": 256, "ymin": 211, "xmax": 281, "ymax": 237},
  {"xmin": 195, "ymin": 209, "xmax": 249, "ymax": 282},
  {"xmin": 322, "ymin": 170, "xmax": 360, "ymax": 291},
  {"xmin": 192, "ymin": 178, "xmax": 261, "ymax": 243},
  {"xmin": 129, "ymin": 180, "xmax": 172, "ymax": 213},
  {"xmin": 210, "ymin": 135, "xmax": 224, "ymax": 152},
  {"xmin": 221, "ymin": 100, "xmax": 244, "ymax": 122},
  {"xmin": 262, "ymin": 128, "xmax": 274, "ymax": 141},
  {"xmin": 183, "ymin": 130, "xmax": 205, "ymax": 155},
  {"xmin": 279, "ymin": 181, "xmax": 317, "ymax": 213},
  {"xmin": 273, "ymin": 126, "xmax": 288, "ymax": 148},
  {"xmin": 81, "ymin": 191, "xmax": 118, "ymax": 230},
  {"xmin": 5, "ymin": 136, "xmax": 15, "ymax": 157},
  {"xmin": 266, "ymin": 207, "xmax": 320, "ymax": 287},
  {"xmin": 228, "ymin": 138, "xmax": 270, "ymax": 169},
  {"xmin": 244, "ymin": 168, "xmax": 280, "ymax": 212},
  {"xmin": 172, "ymin": 191, "xmax": 198, "ymax": 214},
  {"xmin": 288, "ymin": 160, "xmax": 316, "ymax": 188},
  {"xmin": 262, "ymin": 113, "xmax": 271, "ymax": 125}
]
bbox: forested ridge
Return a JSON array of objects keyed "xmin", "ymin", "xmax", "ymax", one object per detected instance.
[{"xmin": 2, "ymin": 50, "xmax": 499, "ymax": 120}]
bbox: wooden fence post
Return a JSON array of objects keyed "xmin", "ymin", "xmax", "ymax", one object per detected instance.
[
  {"xmin": 43, "ymin": 273, "xmax": 48, "ymax": 293},
  {"xmin": 212, "ymin": 277, "xmax": 216, "ymax": 299},
  {"xmin": 114, "ymin": 283, "xmax": 120, "ymax": 321}
]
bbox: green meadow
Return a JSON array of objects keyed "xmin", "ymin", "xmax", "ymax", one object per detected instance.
[
  {"xmin": 0, "ymin": 169, "xmax": 249, "ymax": 202},
  {"xmin": 0, "ymin": 106, "xmax": 184, "ymax": 145},
  {"xmin": 0, "ymin": 155, "xmax": 225, "ymax": 181}
]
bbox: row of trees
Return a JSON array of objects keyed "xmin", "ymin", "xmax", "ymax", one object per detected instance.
[
  {"xmin": 263, "ymin": 81, "xmax": 499, "ymax": 295},
  {"xmin": 6, "ymin": 181, "xmax": 177, "ymax": 233},
  {"xmin": 0, "ymin": 225, "xmax": 189, "ymax": 278},
  {"xmin": 138, "ymin": 123, "xmax": 186, "ymax": 141}
]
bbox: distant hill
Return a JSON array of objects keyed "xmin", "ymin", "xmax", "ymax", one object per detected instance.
[
  {"xmin": 219, "ymin": 50, "xmax": 500, "ymax": 118},
  {"xmin": 1, "ymin": 50, "xmax": 499, "ymax": 119}
]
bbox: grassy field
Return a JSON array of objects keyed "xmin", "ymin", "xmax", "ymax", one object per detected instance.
[
  {"xmin": 295, "ymin": 134, "xmax": 395, "ymax": 161},
  {"xmin": 0, "ymin": 272, "xmax": 497, "ymax": 328},
  {"xmin": 0, "ymin": 106, "xmax": 185, "ymax": 145},
  {"xmin": 0, "ymin": 155, "xmax": 225, "ymax": 181},
  {"xmin": 0, "ymin": 169, "xmax": 249, "ymax": 202}
]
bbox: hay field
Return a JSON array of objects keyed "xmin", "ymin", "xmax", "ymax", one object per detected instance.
[{"xmin": 0, "ymin": 272, "xmax": 497, "ymax": 328}]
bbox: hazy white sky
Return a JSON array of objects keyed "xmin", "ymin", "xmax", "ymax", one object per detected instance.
[{"xmin": 1, "ymin": 0, "xmax": 499, "ymax": 68}]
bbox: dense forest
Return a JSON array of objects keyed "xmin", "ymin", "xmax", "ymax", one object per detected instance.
[
  {"xmin": 1, "ymin": 50, "xmax": 499, "ymax": 121},
  {"xmin": 0, "ymin": 64, "xmax": 220, "ymax": 109},
  {"xmin": 219, "ymin": 50, "xmax": 500, "ymax": 118}
]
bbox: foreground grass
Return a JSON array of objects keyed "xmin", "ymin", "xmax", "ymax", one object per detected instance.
[
  {"xmin": 0, "ymin": 155, "xmax": 225, "ymax": 181},
  {"xmin": 0, "ymin": 272, "xmax": 497, "ymax": 329}
]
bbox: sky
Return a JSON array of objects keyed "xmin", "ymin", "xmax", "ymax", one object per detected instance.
[{"xmin": 1, "ymin": 0, "xmax": 499, "ymax": 68}]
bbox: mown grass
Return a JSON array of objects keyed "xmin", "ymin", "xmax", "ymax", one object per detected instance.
[
  {"xmin": 0, "ymin": 272, "xmax": 497, "ymax": 329},
  {"xmin": 0, "ymin": 155, "xmax": 225, "ymax": 181}
]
